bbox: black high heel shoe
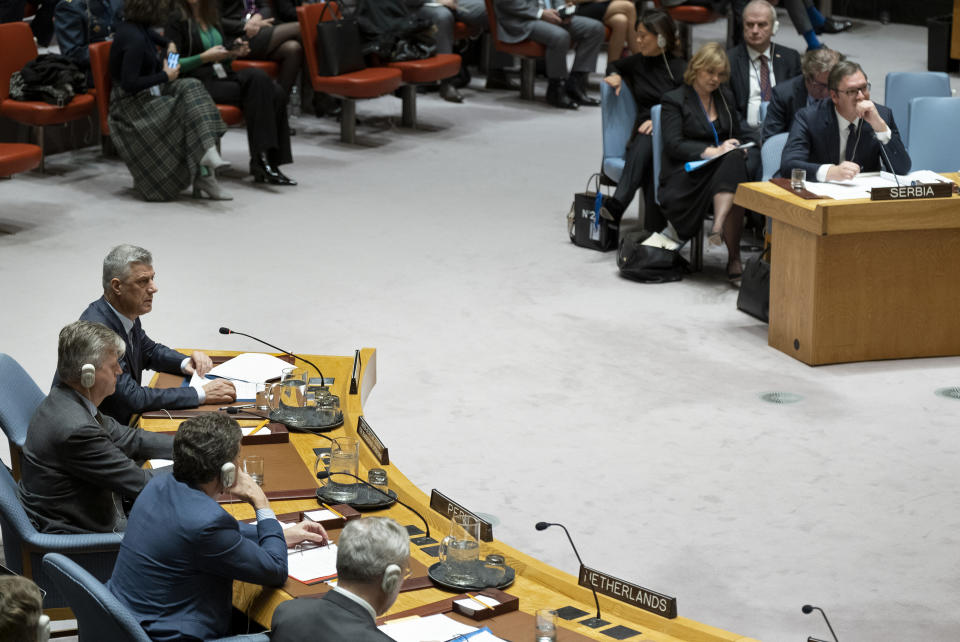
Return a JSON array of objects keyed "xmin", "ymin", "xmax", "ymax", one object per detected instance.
[{"xmin": 250, "ymin": 153, "xmax": 297, "ymax": 186}]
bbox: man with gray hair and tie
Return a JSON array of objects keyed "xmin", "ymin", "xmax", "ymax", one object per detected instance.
[
  {"xmin": 269, "ymin": 517, "xmax": 412, "ymax": 641},
  {"xmin": 78, "ymin": 244, "xmax": 235, "ymax": 424},
  {"xmin": 19, "ymin": 320, "xmax": 174, "ymax": 533}
]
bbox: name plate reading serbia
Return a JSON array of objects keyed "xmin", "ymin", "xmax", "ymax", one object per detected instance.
[
  {"xmin": 356, "ymin": 416, "xmax": 388, "ymax": 465},
  {"xmin": 429, "ymin": 490, "xmax": 493, "ymax": 542},
  {"xmin": 871, "ymin": 183, "xmax": 954, "ymax": 201},
  {"xmin": 578, "ymin": 565, "xmax": 677, "ymax": 619}
]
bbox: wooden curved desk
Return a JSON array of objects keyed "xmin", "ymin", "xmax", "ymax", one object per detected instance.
[{"xmin": 142, "ymin": 349, "xmax": 757, "ymax": 642}]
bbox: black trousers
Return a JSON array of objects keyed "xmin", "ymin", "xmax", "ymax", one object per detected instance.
[
  {"xmin": 613, "ymin": 134, "xmax": 664, "ymax": 232},
  {"xmin": 204, "ymin": 67, "xmax": 292, "ymax": 165}
]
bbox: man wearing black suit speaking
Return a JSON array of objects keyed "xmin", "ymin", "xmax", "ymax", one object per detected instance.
[
  {"xmin": 780, "ymin": 60, "xmax": 910, "ymax": 181},
  {"xmin": 726, "ymin": 0, "xmax": 801, "ymax": 134}
]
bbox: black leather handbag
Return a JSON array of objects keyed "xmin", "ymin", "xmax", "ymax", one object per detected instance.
[
  {"xmin": 568, "ymin": 174, "xmax": 618, "ymax": 252},
  {"xmin": 315, "ymin": 2, "xmax": 366, "ymax": 76},
  {"xmin": 617, "ymin": 230, "xmax": 688, "ymax": 283},
  {"xmin": 736, "ymin": 245, "xmax": 771, "ymax": 322}
]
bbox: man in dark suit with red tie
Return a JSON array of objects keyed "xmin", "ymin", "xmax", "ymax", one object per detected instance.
[
  {"xmin": 78, "ymin": 244, "xmax": 235, "ymax": 424},
  {"xmin": 726, "ymin": 0, "xmax": 802, "ymax": 136},
  {"xmin": 780, "ymin": 60, "xmax": 910, "ymax": 181}
]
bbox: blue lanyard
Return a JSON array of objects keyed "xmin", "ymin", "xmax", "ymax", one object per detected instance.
[{"xmin": 696, "ymin": 92, "xmax": 720, "ymax": 147}]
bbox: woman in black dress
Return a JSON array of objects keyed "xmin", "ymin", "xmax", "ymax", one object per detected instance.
[
  {"xmin": 217, "ymin": 0, "xmax": 302, "ymax": 94},
  {"xmin": 167, "ymin": 0, "xmax": 295, "ymax": 185},
  {"xmin": 600, "ymin": 9, "xmax": 684, "ymax": 231},
  {"xmin": 108, "ymin": 0, "xmax": 228, "ymax": 200},
  {"xmin": 659, "ymin": 42, "xmax": 758, "ymax": 282}
]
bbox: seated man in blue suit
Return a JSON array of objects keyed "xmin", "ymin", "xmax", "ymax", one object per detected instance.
[
  {"xmin": 780, "ymin": 60, "xmax": 910, "ymax": 181},
  {"xmin": 269, "ymin": 517, "xmax": 411, "ymax": 642},
  {"xmin": 761, "ymin": 46, "xmax": 840, "ymax": 140},
  {"xmin": 79, "ymin": 244, "xmax": 235, "ymax": 424},
  {"xmin": 108, "ymin": 413, "xmax": 328, "ymax": 642}
]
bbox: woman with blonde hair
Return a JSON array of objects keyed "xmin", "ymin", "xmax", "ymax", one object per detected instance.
[{"xmin": 658, "ymin": 42, "xmax": 758, "ymax": 283}]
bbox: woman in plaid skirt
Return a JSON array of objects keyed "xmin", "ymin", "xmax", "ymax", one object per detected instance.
[{"xmin": 108, "ymin": 0, "xmax": 231, "ymax": 201}]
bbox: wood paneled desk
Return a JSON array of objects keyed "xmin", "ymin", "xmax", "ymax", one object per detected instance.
[
  {"xmin": 141, "ymin": 350, "xmax": 758, "ymax": 642},
  {"xmin": 734, "ymin": 177, "xmax": 960, "ymax": 365}
]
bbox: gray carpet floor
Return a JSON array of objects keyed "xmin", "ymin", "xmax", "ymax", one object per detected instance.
[{"xmin": 2, "ymin": 10, "xmax": 959, "ymax": 642}]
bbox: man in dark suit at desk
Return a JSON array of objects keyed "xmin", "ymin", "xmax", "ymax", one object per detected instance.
[
  {"xmin": 269, "ymin": 517, "xmax": 411, "ymax": 642},
  {"xmin": 108, "ymin": 413, "xmax": 327, "ymax": 641},
  {"xmin": 492, "ymin": 0, "xmax": 604, "ymax": 109},
  {"xmin": 727, "ymin": 0, "xmax": 801, "ymax": 135},
  {"xmin": 79, "ymin": 244, "xmax": 235, "ymax": 424},
  {"xmin": 780, "ymin": 60, "xmax": 910, "ymax": 181},
  {"xmin": 761, "ymin": 46, "xmax": 839, "ymax": 139},
  {"xmin": 19, "ymin": 321, "xmax": 174, "ymax": 534}
]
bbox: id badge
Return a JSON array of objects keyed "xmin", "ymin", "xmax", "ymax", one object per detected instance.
[
  {"xmin": 213, "ymin": 63, "xmax": 227, "ymax": 79},
  {"xmin": 149, "ymin": 85, "xmax": 161, "ymax": 97}
]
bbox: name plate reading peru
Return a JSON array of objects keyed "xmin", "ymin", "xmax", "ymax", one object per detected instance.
[
  {"xmin": 579, "ymin": 565, "xmax": 677, "ymax": 619},
  {"xmin": 356, "ymin": 416, "xmax": 388, "ymax": 465},
  {"xmin": 870, "ymin": 183, "xmax": 954, "ymax": 201},
  {"xmin": 429, "ymin": 490, "xmax": 493, "ymax": 542}
]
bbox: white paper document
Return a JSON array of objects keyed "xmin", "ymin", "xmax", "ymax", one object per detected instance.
[
  {"xmin": 303, "ymin": 509, "xmax": 338, "ymax": 522},
  {"xmin": 641, "ymin": 231, "xmax": 681, "ymax": 251},
  {"xmin": 208, "ymin": 352, "xmax": 291, "ymax": 383},
  {"xmin": 287, "ymin": 542, "xmax": 338, "ymax": 584},
  {"xmin": 190, "ymin": 372, "xmax": 260, "ymax": 402},
  {"xmin": 148, "ymin": 459, "xmax": 173, "ymax": 469},
  {"xmin": 802, "ymin": 170, "xmax": 954, "ymax": 201},
  {"xmin": 453, "ymin": 594, "xmax": 500, "ymax": 612},
  {"xmin": 378, "ymin": 614, "xmax": 480, "ymax": 642}
]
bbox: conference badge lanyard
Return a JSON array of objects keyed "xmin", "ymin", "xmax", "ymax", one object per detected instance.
[{"xmin": 696, "ymin": 91, "xmax": 721, "ymax": 148}]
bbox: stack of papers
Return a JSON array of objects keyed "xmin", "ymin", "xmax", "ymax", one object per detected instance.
[
  {"xmin": 379, "ymin": 614, "xmax": 505, "ymax": 642},
  {"xmin": 190, "ymin": 352, "xmax": 293, "ymax": 401},
  {"xmin": 802, "ymin": 170, "xmax": 953, "ymax": 201},
  {"xmin": 454, "ymin": 594, "xmax": 500, "ymax": 613},
  {"xmin": 287, "ymin": 543, "xmax": 338, "ymax": 584}
]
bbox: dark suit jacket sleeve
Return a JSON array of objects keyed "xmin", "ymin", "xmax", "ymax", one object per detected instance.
[
  {"xmin": 55, "ymin": 415, "xmax": 173, "ymax": 499},
  {"xmin": 780, "ymin": 106, "xmax": 822, "ymax": 179},
  {"xmin": 661, "ymin": 89, "xmax": 709, "ymax": 162},
  {"xmin": 762, "ymin": 83, "xmax": 791, "ymax": 140},
  {"xmin": 195, "ymin": 513, "xmax": 288, "ymax": 587},
  {"xmin": 108, "ymin": 370, "xmax": 200, "ymax": 420},
  {"xmin": 877, "ymin": 107, "xmax": 911, "ymax": 174}
]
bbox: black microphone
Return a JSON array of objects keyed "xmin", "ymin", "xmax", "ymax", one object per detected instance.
[
  {"xmin": 316, "ymin": 470, "xmax": 429, "ymax": 539},
  {"xmin": 802, "ymin": 604, "xmax": 839, "ymax": 642},
  {"xmin": 877, "ymin": 139, "xmax": 901, "ymax": 187},
  {"xmin": 218, "ymin": 327, "xmax": 327, "ymax": 384},
  {"xmin": 536, "ymin": 521, "xmax": 603, "ymax": 625}
]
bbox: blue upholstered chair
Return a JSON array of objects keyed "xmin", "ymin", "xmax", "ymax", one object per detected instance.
[
  {"xmin": 884, "ymin": 71, "xmax": 951, "ymax": 149},
  {"xmin": 761, "ymin": 132, "xmax": 789, "ymax": 181},
  {"xmin": 0, "ymin": 353, "xmax": 46, "ymax": 479},
  {"xmin": 600, "ymin": 82, "xmax": 638, "ymax": 185},
  {"xmin": 0, "ymin": 464, "xmax": 123, "ymax": 616},
  {"xmin": 42, "ymin": 553, "xmax": 270, "ymax": 642},
  {"xmin": 905, "ymin": 97, "xmax": 960, "ymax": 172}
]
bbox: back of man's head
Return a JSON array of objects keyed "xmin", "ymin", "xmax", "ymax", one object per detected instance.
[
  {"xmin": 0, "ymin": 575, "xmax": 44, "ymax": 642},
  {"xmin": 56, "ymin": 320, "xmax": 126, "ymax": 385},
  {"xmin": 802, "ymin": 47, "xmax": 841, "ymax": 81},
  {"xmin": 173, "ymin": 413, "xmax": 242, "ymax": 486},
  {"xmin": 337, "ymin": 517, "xmax": 409, "ymax": 588},
  {"xmin": 102, "ymin": 244, "xmax": 152, "ymax": 292}
]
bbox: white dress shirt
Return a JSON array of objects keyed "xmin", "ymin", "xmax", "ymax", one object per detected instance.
[
  {"xmin": 815, "ymin": 108, "xmax": 892, "ymax": 182},
  {"xmin": 746, "ymin": 45, "xmax": 775, "ymax": 127}
]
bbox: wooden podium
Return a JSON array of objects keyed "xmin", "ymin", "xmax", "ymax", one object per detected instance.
[{"xmin": 734, "ymin": 178, "xmax": 960, "ymax": 365}]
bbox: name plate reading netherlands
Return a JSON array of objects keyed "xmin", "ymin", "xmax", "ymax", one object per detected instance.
[
  {"xmin": 870, "ymin": 183, "xmax": 954, "ymax": 201},
  {"xmin": 578, "ymin": 565, "xmax": 677, "ymax": 619},
  {"xmin": 429, "ymin": 490, "xmax": 493, "ymax": 542},
  {"xmin": 356, "ymin": 416, "xmax": 388, "ymax": 465}
]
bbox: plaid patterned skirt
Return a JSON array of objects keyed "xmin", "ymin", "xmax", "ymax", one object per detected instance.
[{"xmin": 108, "ymin": 77, "xmax": 226, "ymax": 202}]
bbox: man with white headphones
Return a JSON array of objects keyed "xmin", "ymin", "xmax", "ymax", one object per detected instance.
[
  {"xmin": 19, "ymin": 321, "xmax": 174, "ymax": 534},
  {"xmin": 726, "ymin": 0, "xmax": 801, "ymax": 134},
  {"xmin": 269, "ymin": 517, "xmax": 411, "ymax": 641},
  {"xmin": 0, "ymin": 575, "xmax": 50, "ymax": 642}
]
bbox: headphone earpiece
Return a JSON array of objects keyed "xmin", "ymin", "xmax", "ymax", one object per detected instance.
[
  {"xmin": 381, "ymin": 563, "xmax": 402, "ymax": 595},
  {"xmin": 656, "ymin": 32, "xmax": 666, "ymax": 50},
  {"xmin": 37, "ymin": 614, "xmax": 51, "ymax": 642},
  {"xmin": 772, "ymin": 18, "xmax": 780, "ymax": 35},
  {"xmin": 80, "ymin": 363, "xmax": 96, "ymax": 389}
]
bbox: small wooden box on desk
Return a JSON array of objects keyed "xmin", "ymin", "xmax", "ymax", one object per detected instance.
[{"xmin": 735, "ymin": 177, "xmax": 960, "ymax": 365}]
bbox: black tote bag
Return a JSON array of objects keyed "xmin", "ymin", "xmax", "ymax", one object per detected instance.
[
  {"xmin": 736, "ymin": 245, "xmax": 771, "ymax": 322},
  {"xmin": 316, "ymin": 1, "xmax": 366, "ymax": 76},
  {"xmin": 568, "ymin": 173, "xmax": 618, "ymax": 252}
]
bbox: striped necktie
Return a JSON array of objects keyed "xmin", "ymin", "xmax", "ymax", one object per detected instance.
[{"xmin": 758, "ymin": 54, "xmax": 771, "ymax": 101}]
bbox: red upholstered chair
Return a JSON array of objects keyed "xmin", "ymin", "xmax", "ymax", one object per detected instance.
[
  {"xmin": 0, "ymin": 21, "xmax": 96, "ymax": 171},
  {"xmin": 88, "ymin": 40, "xmax": 113, "ymax": 153},
  {"xmin": 652, "ymin": 0, "xmax": 722, "ymax": 59},
  {"xmin": 483, "ymin": 0, "xmax": 544, "ymax": 101},
  {"xmin": 0, "ymin": 144, "xmax": 42, "ymax": 177},
  {"xmin": 453, "ymin": 21, "xmax": 471, "ymax": 40},
  {"xmin": 217, "ymin": 104, "xmax": 244, "ymax": 126},
  {"xmin": 386, "ymin": 54, "xmax": 460, "ymax": 127},
  {"xmin": 232, "ymin": 59, "xmax": 280, "ymax": 79},
  {"xmin": 297, "ymin": 2, "xmax": 403, "ymax": 143}
]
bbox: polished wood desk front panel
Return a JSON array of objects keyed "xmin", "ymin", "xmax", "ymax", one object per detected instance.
[
  {"xmin": 734, "ymin": 179, "xmax": 960, "ymax": 365},
  {"xmin": 143, "ymin": 350, "xmax": 758, "ymax": 642}
]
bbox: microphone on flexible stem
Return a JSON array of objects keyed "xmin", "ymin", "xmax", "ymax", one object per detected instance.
[
  {"xmin": 218, "ymin": 327, "xmax": 327, "ymax": 383},
  {"xmin": 316, "ymin": 470, "xmax": 429, "ymax": 539},
  {"xmin": 535, "ymin": 521, "xmax": 604, "ymax": 626},
  {"xmin": 877, "ymin": 140, "xmax": 901, "ymax": 187},
  {"xmin": 802, "ymin": 604, "xmax": 840, "ymax": 642}
]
